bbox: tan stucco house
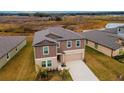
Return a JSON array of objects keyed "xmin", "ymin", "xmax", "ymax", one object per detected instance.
[
  {"xmin": 80, "ymin": 26, "xmax": 124, "ymax": 57},
  {"xmin": 0, "ymin": 36, "xmax": 26, "ymax": 69},
  {"xmin": 33, "ymin": 27, "xmax": 85, "ymax": 71}
]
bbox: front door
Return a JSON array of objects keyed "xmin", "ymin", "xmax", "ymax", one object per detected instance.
[{"xmin": 57, "ymin": 55, "xmax": 61, "ymax": 62}]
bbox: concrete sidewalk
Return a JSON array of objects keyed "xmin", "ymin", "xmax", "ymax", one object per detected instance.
[{"xmin": 66, "ymin": 60, "xmax": 99, "ymax": 81}]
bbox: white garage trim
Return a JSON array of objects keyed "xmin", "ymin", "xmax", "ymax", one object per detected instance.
[
  {"xmin": 64, "ymin": 49, "xmax": 84, "ymax": 55},
  {"xmin": 35, "ymin": 56, "xmax": 57, "ymax": 61}
]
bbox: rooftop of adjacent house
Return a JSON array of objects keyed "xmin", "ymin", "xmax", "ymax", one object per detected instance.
[
  {"xmin": 80, "ymin": 30, "xmax": 123, "ymax": 50},
  {"xmin": 0, "ymin": 36, "xmax": 26, "ymax": 58},
  {"xmin": 105, "ymin": 23, "xmax": 124, "ymax": 28},
  {"xmin": 104, "ymin": 25, "xmax": 124, "ymax": 34},
  {"xmin": 101, "ymin": 28, "xmax": 118, "ymax": 34},
  {"xmin": 33, "ymin": 27, "xmax": 82, "ymax": 46}
]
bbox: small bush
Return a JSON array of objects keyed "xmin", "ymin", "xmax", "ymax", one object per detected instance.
[
  {"xmin": 59, "ymin": 69, "xmax": 70, "ymax": 80},
  {"xmin": 40, "ymin": 69, "xmax": 48, "ymax": 79}
]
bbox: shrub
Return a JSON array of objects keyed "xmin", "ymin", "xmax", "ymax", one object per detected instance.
[
  {"xmin": 59, "ymin": 69, "xmax": 70, "ymax": 80},
  {"xmin": 40, "ymin": 68, "xmax": 48, "ymax": 79}
]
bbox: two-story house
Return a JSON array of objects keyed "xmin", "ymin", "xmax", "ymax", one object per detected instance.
[{"xmin": 33, "ymin": 27, "xmax": 85, "ymax": 71}]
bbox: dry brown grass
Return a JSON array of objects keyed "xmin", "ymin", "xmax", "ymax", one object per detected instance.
[{"xmin": 0, "ymin": 15, "xmax": 109, "ymax": 34}]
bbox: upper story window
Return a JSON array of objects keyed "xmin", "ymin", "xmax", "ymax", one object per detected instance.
[
  {"xmin": 76, "ymin": 40, "xmax": 81, "ymax": 48},
  {"xmin": 67, "ymin": 41, "xmax": 72, "ymax": 48},
  {"xmin": 43, "ymin": 46, "xmax": 49, "ymax": 55}
]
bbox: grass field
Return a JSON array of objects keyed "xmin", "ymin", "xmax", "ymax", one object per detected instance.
[
  {"xmin": 84, "ymin": 46, "xmax": 124, "ymax": 81},
  {"xmin": 0, "ymin": 36, "xmax": 37, "ymax": 80}
]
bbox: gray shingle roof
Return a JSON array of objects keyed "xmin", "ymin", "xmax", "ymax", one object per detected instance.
[
  {"xmin": 0, "ymin": 36, "xmax": 26, "ymax": 58},
  {"xmin": 80, "ymin": 30, "xmax": 122, "ymax": 50},
  {"xmin": 103, "ymin": 28, "xmax": 118, "ymax": 34},
  {"xmin": 33, "ymin": 27, "xmax": 82, "ymax": 46}
]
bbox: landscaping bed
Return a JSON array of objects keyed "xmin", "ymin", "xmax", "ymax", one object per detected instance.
[{"xmin": 36, "ymin": 69, "xmax": 72, "ymax": 81}]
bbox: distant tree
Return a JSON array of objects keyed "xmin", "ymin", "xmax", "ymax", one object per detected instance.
[
  {"xmin": 33, "ymin": 12, "xmax": 50, "ymax": 17},
  {"xmin": 55, "ymin": 16, "xmax": 62, "ymax": 21}
]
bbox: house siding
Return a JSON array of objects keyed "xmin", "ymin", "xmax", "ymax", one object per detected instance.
[
  {"xmin": 34, "ymin": 45, "xmax": 57, "ymax": 59},
  {"xmin": 112, "ymin": 47, "xmax": 124, "ymax": 57},
  {"xmin": 0, "ymin": 39, "xmax": 26, "ymax": 69},
  {"xmin": 59, "ymin": 39, "xmax": 84, "ymax": 51},
  {"xmin": 35, "ymin": 40, "xmax": 56, "ymax": 46},
  {"xmin": 35, "ymin": 56, "xmax": 58, "ymax": 72},
  {"xmin": 86, "ymin": 40, "xmax": 112, "ymax": 57}
]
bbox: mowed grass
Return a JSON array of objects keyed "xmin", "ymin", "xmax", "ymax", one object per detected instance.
[
  {"xmin": 0, "ymin": 36, "xmax": 37, "ymax": 80},
  {"xmin": 84, "ymin": 46, "xmax": 124, "ymax": 81}
]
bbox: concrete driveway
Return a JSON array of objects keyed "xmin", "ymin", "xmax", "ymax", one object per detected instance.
[{"xmin": 66, "ymin": 60, "xmax": 99, "ymax": 81}]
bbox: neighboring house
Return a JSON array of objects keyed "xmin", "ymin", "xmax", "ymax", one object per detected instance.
[
  {"xmin": 105, "ymin": 23, "xmax": 124, "ymax": 28},
  {"xmin": 80, "ymin": 26, "xmax": 124, "ymax": 57},
  {"xmin": 0, "ymin": 36, "xmax": 26, "ymax": 69},
  {"xmin": 33, "ymin": 27, "xmax": 85, "ymax": 71}
]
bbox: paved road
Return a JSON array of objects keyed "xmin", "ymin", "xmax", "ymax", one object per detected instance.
[{"xmin": 66, "ymin": 60, "xmax": 99, "ymax": 81}]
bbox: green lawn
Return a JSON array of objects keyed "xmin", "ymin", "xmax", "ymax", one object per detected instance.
[
  {"xmin": 0, "ymin": 36, "xmax": 37, "ymax": 80},
  {"xmin": 84, "ymin": 46, "xmax": 124, "ymax": 81}
]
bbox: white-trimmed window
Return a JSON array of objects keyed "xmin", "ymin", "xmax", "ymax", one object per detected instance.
[
  {"xmin": 43, "ymin": 46, "xmax": 49, "ymax": 55},
  {"xmin": 41, "ymin": 60, "xmax": 52, "ymax": 67},
  {"xmin": 42, "ymin": 61, "xmax": 46, "ymax": 67},
  {"xmin": 76, "ymin": 40, "xmax": 81, "ymax": 48},
  {"xmin": 67, "ymin": 41, "xmax": 72, "ymax": 48},
  {"xmin": 7, "ymin": 53, "xmax": 9, "ymax": 60},
  {"xmin": 47, "ymin": 60, "xmax": 52, "ymax": 67},
  {"xmin": 16, "ymin": 47, "xmax": 18, "ymax": 52}
]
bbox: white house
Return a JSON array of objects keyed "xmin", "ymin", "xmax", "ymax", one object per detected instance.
[{"xmin": 106, "ymin": 23, "xmax": 124, "ymax": 28}]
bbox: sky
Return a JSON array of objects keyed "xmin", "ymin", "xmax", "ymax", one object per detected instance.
[{"xmin": 0, "ymin": 0, "xmax": 123, "ymax": 11}]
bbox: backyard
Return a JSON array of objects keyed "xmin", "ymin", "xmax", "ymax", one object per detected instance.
[{"xmin": 84, "ymin": 46, "xmax": 124, "ymax": 81}]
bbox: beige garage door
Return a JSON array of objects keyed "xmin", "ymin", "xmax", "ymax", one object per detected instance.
[{"xmin": 65, "ymin": 53, "xmax": 82, "ymax": 62}]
